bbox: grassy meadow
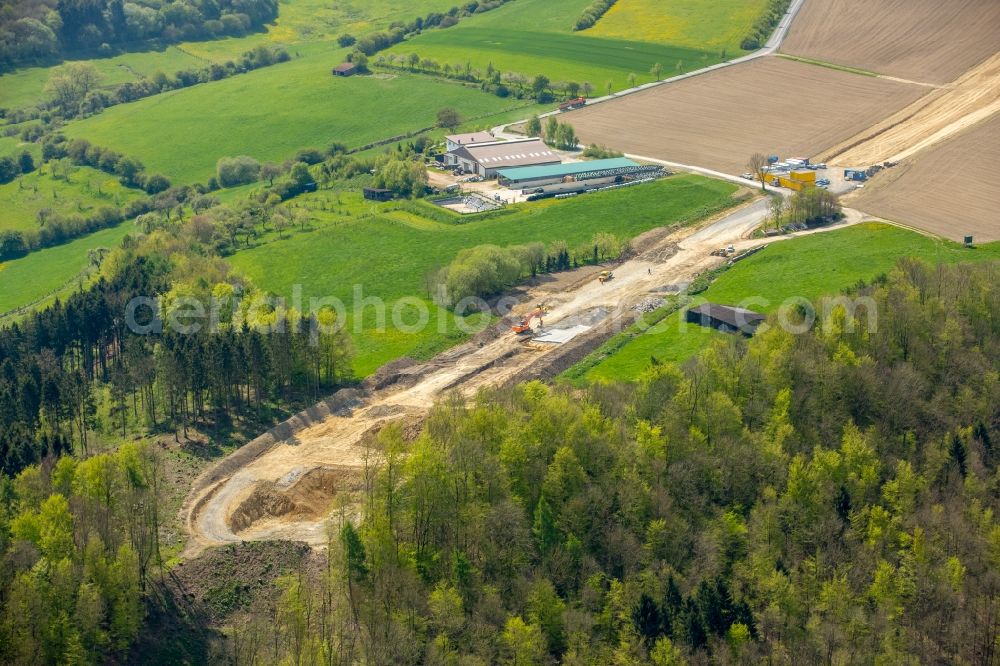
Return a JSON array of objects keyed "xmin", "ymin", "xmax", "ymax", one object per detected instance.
[
  {"xmin": 228, "ymin": 175, "xmax": 741, "ymax": 375},
  {"xmin": 585, "ymin": 0, "xmax": 768, "ymax": 52},
  {"xmin": 0, "ymin": 0, "xmax": 465, "ymax": 112},
  {"xmin": 0, "ymin": 47, "xmax": 210, "ymax": 112},
  {"xmin": 573, "ymin": 222, "xmax": 1000, "ymax": 383},
  {"xmin": 0, "ymin": 166, "xmax": 143, "ymax": 233},
  {"xmin": 385, "ymin": 0, "xmax": 761, "ymax": 92},
  {"xmin": 0, "ymin": 222, "xmax": 133, "ymax": 316},
  {"xmin": 0, "ymin": 134, "xmax": 40, "ymax": 160},
  {"xmin": 62, "ymin": 66, "xmax": 535, "ymax": 184}
]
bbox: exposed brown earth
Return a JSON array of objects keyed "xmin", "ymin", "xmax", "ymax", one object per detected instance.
[
  {"xmin": 848, "ymin": 112, "xmax": 1000, "ymax": 242},
  {"xmin": 564, "ymin": 56, "xmax": 926, "ymax": 175},
  {"xmin": 820, "ymin": 53, "xmax": 1000, "ymax": 167},
  {"xmin": 780, "ymin": 0, "xmax": 1000, "ymax": 85}
]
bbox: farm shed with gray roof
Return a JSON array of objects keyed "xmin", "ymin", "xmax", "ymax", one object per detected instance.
[{"xmin": 448, "ymin": 137, "xmax": 560, "ymax": 177}]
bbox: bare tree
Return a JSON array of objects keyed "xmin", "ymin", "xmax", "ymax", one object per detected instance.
[
  {"xmin": 748, "ymin": 153, "xmax": 769, "ymax": 192},
  {"xmin": 769, "ymin": 194, "xmax": 785, "ymax": 229}
]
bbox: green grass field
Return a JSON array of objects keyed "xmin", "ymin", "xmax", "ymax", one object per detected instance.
[
  {"xmin": 0, "ymin": 47, "xmax": 210, "ymax": 112},
  {"xmin": 62, "ymin": 64, "xmax": 535, "ymax": 184},
  {"xmin": 0, "ymin": 0, "xmax": 463, "ymax": 112},
  {"xmin": 173, "ymin": 0, "xmax": 463, "ymax": 60},
  {"xmin": 0, "ymin": 166, "xmax": 143, "ymax": 233},
  {"xmin": 385, "ymin": 0, "xmax": 759, "ymax": 92},
  {"xmin": 585, "ymin": 0, "xmax": 768, "ymax": 53},
  {"xmin": 575, "ymin": 223, "xmax": 1000, "ymax": 383},
  {"xmin": 228, "ymin": 175, "xmax": 740, "ymax": 375},
  {"xmin": 0, "ymin": 222, "xmax": 133, "ymax": 316},
  {"xmin": 0, "ymin": 134, "xmax": 40, "ymax": 160}
]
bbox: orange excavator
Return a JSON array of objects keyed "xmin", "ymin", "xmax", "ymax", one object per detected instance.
[{"xmin": 512, "ymin": 304, "xmax": 549, "ymax": 335}]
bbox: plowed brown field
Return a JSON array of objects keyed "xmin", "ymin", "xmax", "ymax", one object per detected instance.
[
  {"xmin": 781, "ymin": 0, "xmax": 1000, "ymax": 85},
  {"xmin": 822, "ymin": 53, "xmax": 1000, "ymax": 166},
  {"xmin": 564, "ymin": 56, "xmax": 926, "ymax": 174},
  {"xmin": 850, "ymin": 112, "xmax": 1000, "ymax": 242}
]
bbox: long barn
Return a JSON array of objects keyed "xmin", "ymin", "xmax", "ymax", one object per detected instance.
[
  {"xmin": 447, "ymin": 137, "xmax": 560, "ymax": 177},
  {"xmin": 497, "ymin": 158, "xmax": 662, "ymax": 194}
]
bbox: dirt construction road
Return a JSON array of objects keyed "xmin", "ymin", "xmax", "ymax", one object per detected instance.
[
  {"xmin": 822, "ymin": 52, "xmax": 1000, "ymax": 167},
  {"xmin": 182, "ymin": 197, "xmax": 865, "ymax": 556}
]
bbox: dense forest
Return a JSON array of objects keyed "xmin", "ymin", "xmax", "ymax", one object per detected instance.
[
  {"xmin": 1, "ymin": 253, "xmax": 998, "ymax": 663},
  {"xmin": 0, "ymin": 225, "xmax": 353, "ymax": 476},
  {"xmin": 206, "ymin": 259, "xmax": 997, "ymax": 664},
  {"xmin": 0, "ymin": 0, "xmax": 278, "ymax": 70}
]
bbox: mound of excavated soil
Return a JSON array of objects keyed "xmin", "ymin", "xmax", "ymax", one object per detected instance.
[{"xmin": 228, "ymin": 467, "xmax": 363, "ymax": 533}]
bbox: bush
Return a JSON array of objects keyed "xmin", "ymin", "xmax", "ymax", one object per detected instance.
[
  {"xmin": 573, "ymin": 0, "xmax": 617, "ymax": 31},
  {"xmin": 337, "ymin": 33, "xmax": 356, "ymax": 47},
  {"xmin": 0, "ymin": 230, "xmax": 27, "ymax": 260},
  {"xmin": 436, "ymin": 107, "xmax": 461, "ymax": 129},
  {"xmin": 582, "ymin": 144, "xmax": 623, "ymax": 159},
  {"xmin": 294, "ymin": 148, "xmax": 325, "ymax": 165},
  {"xmin": 216, "ymin": 155, "xmax": 262, "ymax": 188},
  {"xmin": 142, "ymin": 173, "xmax": 171, "ymax": 194},
  {"xmin": 442, "ymin": 244, "xmax": 522, "ymax": 304},
  {"xmin": 373, "ymin": 157, "xmax": 428, "ymax": 197},
  {"xmin": 17, "ymin": 151, "xmax": 34, "ymax": 174},
  {"xmin": 0, "ymin": 156, "xmax": 19, "ymax": 183}
]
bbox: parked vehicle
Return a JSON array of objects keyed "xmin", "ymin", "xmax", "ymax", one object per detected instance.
[{"xmin": 559, "ymin": 97, "xmax": 587, "ymax": 112}]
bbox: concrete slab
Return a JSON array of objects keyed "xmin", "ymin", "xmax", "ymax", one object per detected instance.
[{"xmin": 532, "ymin": 324, "xmax": 591, "ymax": 344}]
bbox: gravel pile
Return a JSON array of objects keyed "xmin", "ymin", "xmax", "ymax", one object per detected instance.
[{"xmin": 632, "ymin": 297, "xmax": 665, "ymax": 314}]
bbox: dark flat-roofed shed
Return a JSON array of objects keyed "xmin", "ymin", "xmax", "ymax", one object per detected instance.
[
  {"xmin": 686, "ymin": 303, "xmax": 766, "ymax": 336},
  {"xmin": 363, "ymin": 187, "xmax": 394, "ymax": 201}
]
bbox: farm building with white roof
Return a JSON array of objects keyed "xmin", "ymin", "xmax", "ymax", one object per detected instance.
[
  {"xmin": 444, "ymin": 132, "xmax": 495, "ymax": 152},
  {"xmin": 446, "ymin": 137, "xmax": 561, "ymax": 177}
]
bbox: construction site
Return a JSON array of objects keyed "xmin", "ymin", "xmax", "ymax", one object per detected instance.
[
  {"xmin": 183, "ymin": 198, "xmax": 852, "ymax": 552},
  {"xmin": 181, "ymin": 0, "xmax": 1000, "ymax": 554}
]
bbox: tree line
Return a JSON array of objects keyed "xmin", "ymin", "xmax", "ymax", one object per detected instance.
[
  {"xmin": 377, "ymin": 54, "xmax": 599, "ymax": 104},
  {"xmin": 0, "ymin": 0, "xmax": 278, "ymax": 72},
  {"xmin": 0, "ymin": 245, "xmax": 353, "ymax": 476},
  {"xmin": 222, "ymin": 258, "xmax": 1000, "ymax": 664},
  {"xmin": 344, "ymin": 0, "xmax": 513, "ymax": 62},
  {"xmin": 0, "ymin": 135, "xmax": 174, "ymax": 260},
  {"xmin": 741, "ymin": 0, "xmax": 792, "ymax": 50},
  {"xmin": 436, "ymin": 233, "xmax": 628, "ymax": 304},
  {"xmin": 767, "ymin": 188, "xmax": 842, "ymax": 231},
  {"xmin": 19, "ymin": 45, "xmax": 291, "ymax": 122},
  {"xmin": 526, "ymin": 116, "xmax": 579, "ymax": 150},
  {"xmin": 573, "ymin": 0, "xmax": 618, "ymax": 31}
]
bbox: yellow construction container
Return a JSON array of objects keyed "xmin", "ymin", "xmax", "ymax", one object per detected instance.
[
  {"xmin": 790, "ymin": 170, "xmax": 816, "ymax": 184},
  {"xmin": 778, "ymin": 176, "xmax": 805, "ymax": 191}
]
